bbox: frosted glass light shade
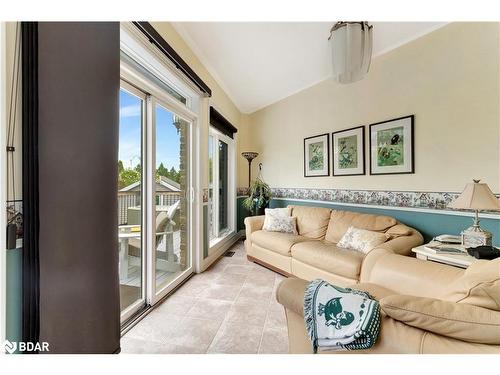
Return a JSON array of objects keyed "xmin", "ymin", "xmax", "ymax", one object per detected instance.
[{"xmin": 330, "ymin": 22, "xmax": 373, "ymax": 84}]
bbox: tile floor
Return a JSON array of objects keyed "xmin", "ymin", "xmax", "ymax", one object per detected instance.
[{"xmin": 121, "ymin": 239, "xmax": 289, "ymax": 354}]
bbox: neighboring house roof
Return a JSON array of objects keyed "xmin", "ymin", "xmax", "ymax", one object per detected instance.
[{"xmin": 119, "ymin": 176, "xmax": 181, "ymax": 192}]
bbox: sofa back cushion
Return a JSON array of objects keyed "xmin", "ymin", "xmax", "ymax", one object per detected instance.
[
  {"xmin": 288, "ymin": 205, "xmax": 331, "ymax": 240},
  {"xmin": 441, "ymin": 258, "xmax": 500, "ymax": 311},
  {"xmin": 380, "ymin": 294, "xmax": 500, "ymax": 345},
  {"xmin": 325, "ymin": 210, "xmax": 397, "ymax": 243}
]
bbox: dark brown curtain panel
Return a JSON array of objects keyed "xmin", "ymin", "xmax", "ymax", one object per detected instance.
[{"xmin": 33, "ymin": 22, "xmax": 121, "ymax": 353}]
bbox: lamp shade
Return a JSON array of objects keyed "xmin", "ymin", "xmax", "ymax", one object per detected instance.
[
  {"xmin": 448, "ymin": 180, "xmax": 500, "ymax": 211},
  {"xmin": 329, "ymin": 22, "xmax": 373, "ymax": 84},
  {"xmin": 241, "ymin": 152, "xmax": 259, "ymax": 161}
]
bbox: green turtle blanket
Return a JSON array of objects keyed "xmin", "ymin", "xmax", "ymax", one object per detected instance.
[{"xmin": 304, "ymin": 279, "xmax": 381, "ymax": 353}]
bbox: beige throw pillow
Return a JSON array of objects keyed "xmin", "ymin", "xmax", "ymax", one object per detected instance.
[
  {"xmin": 337, "ymin": 226, "xmax": 388, "ymax": 254},
  {"xmin": 263, "ymin": 207, "xmax": 291, "ymax": 230},
  {"xmin": 263, "ymin": 208, "xmax": 297, "ymax": 234}
]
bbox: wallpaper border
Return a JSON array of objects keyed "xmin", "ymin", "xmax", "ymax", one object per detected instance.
[{"xmin": 236, "ymin": 187, "xmax": 500, "ymax": 216}]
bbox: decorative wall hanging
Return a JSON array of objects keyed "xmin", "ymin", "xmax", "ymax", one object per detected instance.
[
  {"xmin": 304, "ymin": 133, "xmax": 330, "ymax": 177},
  {"xmin": 332, "ymin": 125, "xmax": 365, "ymax": 176},
  {"xmin": 369, "ymin": 115, "xmax": 414, "ymax": 175}
]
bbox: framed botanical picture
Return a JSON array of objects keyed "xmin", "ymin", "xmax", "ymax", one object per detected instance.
[
  {"xmin": 332, "ymin": 125, "xmax": 365, "ymax": 176},
  {"xmin": 304, "ymin": 133, "xmax": 330, "ymax": 177},
  {"xmin": 369, "ymin": 115, "xmax": 414, "ymax": 175}
]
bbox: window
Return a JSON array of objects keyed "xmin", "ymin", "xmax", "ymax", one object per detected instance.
[{"xmin": 208, "ymin": 127, "xmax": 235, "ymax": 248}]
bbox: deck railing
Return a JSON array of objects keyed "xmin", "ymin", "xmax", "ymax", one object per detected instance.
[{"xmin": 118, "ymin": 192, "xmax": 181, "ymax": 225}]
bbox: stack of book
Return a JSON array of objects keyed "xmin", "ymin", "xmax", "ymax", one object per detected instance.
[{"xmin": 424, "ymin": 242, "xmax": 467, "ymax": 255}]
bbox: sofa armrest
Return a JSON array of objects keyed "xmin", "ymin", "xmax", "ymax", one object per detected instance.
[
  {"xmin": 377, "ymin": 226, "xmax": 424, "ymax": 256},
  {"xmin": 276, "ymin": 277, "xmax": 308, "ymax": 316},
  {"xmin": 244, "ymin": 215, "xmax": 265, "ymax": 240},
  {"xmin": 380, "ymin": 294, "xmax": 500, "ymax": 345}
]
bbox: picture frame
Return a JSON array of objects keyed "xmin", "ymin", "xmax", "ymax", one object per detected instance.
[
  {"xmin": 303, "ymin": 133, "xmax": 330, "ymax": 177},
  {"xmin": 332, "ymin": 125, "xmax": 365, "ymax": 176},
  {"xmin": 369, "ymin": 115, "xmax": 414, "ymax": 175}
]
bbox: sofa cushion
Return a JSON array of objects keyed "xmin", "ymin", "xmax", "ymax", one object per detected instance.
[
  {"xmin": 263, "ymin": 215, "xmax": 298, "ymax": 234},
  {"xmin": 325, "ymin": 210, "xmax": 397, "ymax": 243},
  {"xmin": 288, "ymin": 205, "xmax": 331, "ymax": 240},
  {"xmin": 380, "ymin": 294, "xmax": 500, "ymax": 345},
  {"xmin": 337, "ymin": 226, "xmax": 389, "ymax": 254},
  {"xmin": 291, "ymin": 241, "xmax": 365, "ymax": 279},
  {"xmin": 251, "ymin": 230, "xmax": 308, "ymax": 255},
  {"xmin": 441, "ymin": 258, "xmax": 500, "ymax": 311},
  {"xmin": 263, "ymin": 207, "xmax": 292, "ymax": 231}
]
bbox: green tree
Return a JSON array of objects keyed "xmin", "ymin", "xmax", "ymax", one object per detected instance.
[
  {"xmin": 169, "ymin": 166, "xmax": 179, "ymax": 182},
  {"xmin": 118, "ymin": 160, "xmax": 124, "ymax": 174},
  {"xmin": 157, "ymin": 162, "xmax": 169, "ymax": 178},
  {"xmin": 118, "ymin": 168, "xmax": 141, "ymax": 189}
]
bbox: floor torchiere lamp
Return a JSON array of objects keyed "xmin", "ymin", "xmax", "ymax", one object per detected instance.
[{"xmin": 241, "ymin": 152, "xmax": 259, "ymax": 191}]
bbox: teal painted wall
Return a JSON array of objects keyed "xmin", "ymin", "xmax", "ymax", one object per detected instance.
[
  {"xmin": 237, "ymin": 197, "xmax": 500, "ymax": 246},
  {"xmin": 237, "ymin": 197, "xmax": 251, "ymax": 232},
  {"xmin": 6, "ymin": 247, "xmax": 22, "ymax": 345},
  {"xmin": 271, "ymin": 199, "xmax": 500, "ymax": 245}
]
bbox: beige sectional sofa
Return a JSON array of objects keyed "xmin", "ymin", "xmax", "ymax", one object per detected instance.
[
  {"xmin": 276, "ymin": 252, "xmax": 500, "ymax": 354},
  {"xmin": 244, "ymin": 205, "xmax": 424, "ymax": 285},
  {"xmin": 244, "ymin": 204, "xmax": 500, "ymax": 354}
]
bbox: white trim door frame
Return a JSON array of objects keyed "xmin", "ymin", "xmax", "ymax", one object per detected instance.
[
  {"xmin": 118, "ymin": 80, "xmax": 149, "ymax": 324},
  {"xmin": 119, "ymin": 23, "xmax": 202, "ymax": 320},
  {"xmin": 207, "ymin": 126, "xmax": 236, "ymax": 253},
  {"xmin": 149, "ymin": 95, "xmax": 196, "ymax": 305}
]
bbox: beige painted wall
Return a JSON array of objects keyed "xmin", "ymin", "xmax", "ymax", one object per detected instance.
[
  {"xmin": 243, "ymin": 22, "xmax": 500, "ymax": 193},
  {"xmin": 5, "ymin": 22, "xmax": 22, "ymax": 201}
]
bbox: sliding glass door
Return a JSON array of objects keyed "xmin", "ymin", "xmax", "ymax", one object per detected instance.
[
  {"xmin": 118, "ymin": 84, "xmax": 146, "ymax": 321},
  {"xmin": 152, "ymin": 102, "xmax": 191, "ymax": 300},
  {"xmin": 118, "ymin": 78, "xmax": 195, "ymax": 322}
]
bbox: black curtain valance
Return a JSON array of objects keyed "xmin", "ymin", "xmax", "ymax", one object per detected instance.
[
  {"xmin": 210, "ymin": 106, "xmax": 238, "ymax": 139},
  {"xmin": 133, "ymin": 22, "xmax": 212, "ymax": 97}
]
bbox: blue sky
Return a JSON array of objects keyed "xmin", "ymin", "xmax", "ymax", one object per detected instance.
[{"xmin": 119, "ymin": 89, "xmax": 181, "ymax": 170}]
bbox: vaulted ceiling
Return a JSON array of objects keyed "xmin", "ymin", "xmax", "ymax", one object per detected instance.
[{"xmin": 172, "ymin": 22, "xmax": 447, "ymax": 114}]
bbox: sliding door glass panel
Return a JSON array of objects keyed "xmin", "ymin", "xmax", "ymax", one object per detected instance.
[
  {"xmin": 208, "ymin": 135, "xmax": 215, "ymax": 241},
  {"xmin": 154, "ymin": 103, "xmax": 190, "ymax": 293},
  {"xmin": 218, "ymin": 140, "xmax": 229, "ymax": 234},
  {"xmin": 118, "ymin": 88, "xmax": 145, "ymax": 316}
]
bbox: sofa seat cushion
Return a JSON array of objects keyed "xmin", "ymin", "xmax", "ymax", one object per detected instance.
[
  {"xmin": 291, "ymin": 241, "xmax": 365, "ymax": 279},
  {"xmin": 251, "ymin": 230, "xmax": 308, "ymax": 255}
]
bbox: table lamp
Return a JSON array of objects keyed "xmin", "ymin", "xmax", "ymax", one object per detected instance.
[{"xmin": 448, "ymin": 179, "xmax": 500, "ymax": 247}]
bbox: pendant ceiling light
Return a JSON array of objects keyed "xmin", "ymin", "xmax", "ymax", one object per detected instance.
[{"xmin": 329, "ymin": 21, "xmax": 373, "ymax": 84}]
